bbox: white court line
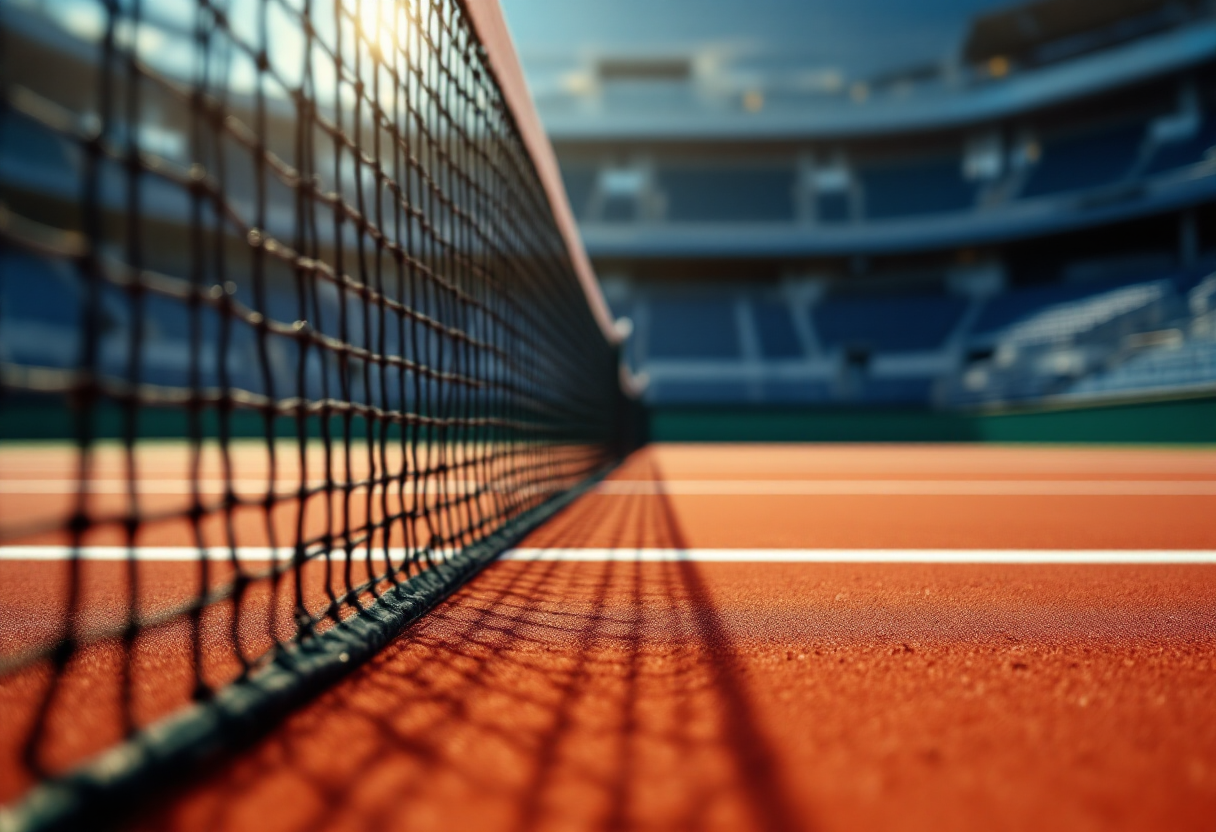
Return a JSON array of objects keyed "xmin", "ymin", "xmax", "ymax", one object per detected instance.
[
  {"xmin": 0, "ymin": 546, "xmax": 458, "ymax": 562},
  {"xmin": 595, "ymin": 480, "xmax": 1216, "ymax": 496},
  {"xmin": 0, "ymin": 480, "xmax": 507, "ymax": 495},
  {"xmin": 2, "ymin": 547, "xmax": 1215, "ymax": 564},
  {"xmin": 502, "ymin": 548, "xmax": 1216, "ymax": 564},
  {"xmin": 3, "ymin": 479, "xmax": 1216, "ymax": 496}
]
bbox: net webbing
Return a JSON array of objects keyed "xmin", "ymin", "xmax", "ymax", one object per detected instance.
[{"xmin": 0, "ymin": 0, "xmax": 629, "ymax": 825}]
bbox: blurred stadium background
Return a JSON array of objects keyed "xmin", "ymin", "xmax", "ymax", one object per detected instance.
[
  {"xmin": 4, "ymin": 0, "xmax": 1215, "ymax": 441},
  {"xmin": 3, "ymin": 2, "xmax": 1216, "ymax": 830},
  {"xmin": 502, "ymin": 0, "xmax": 1216, "ymax": 441}
]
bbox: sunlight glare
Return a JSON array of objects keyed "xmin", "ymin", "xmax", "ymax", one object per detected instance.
[{"xmin": 356, "ymin": 0, "xmax": 411, "ymax": 60}]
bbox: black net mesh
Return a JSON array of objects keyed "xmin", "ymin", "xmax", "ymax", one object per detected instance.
[{"xmin": 0, "ymin": 0, "xmax": 627, "ymax": 815}]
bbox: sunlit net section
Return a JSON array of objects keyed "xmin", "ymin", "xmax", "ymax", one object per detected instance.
[{"xmin": 0, "ymin": 0, "xmax": 629, "ymax": 813}]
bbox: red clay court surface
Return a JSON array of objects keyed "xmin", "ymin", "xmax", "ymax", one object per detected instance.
[{"xmin": 2, "ymin": 443, "xmax": 1216, "ymax": 831}]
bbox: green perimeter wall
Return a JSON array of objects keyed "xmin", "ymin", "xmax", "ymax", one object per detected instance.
[
  {"xmin": 647, "ymin": 395, "xmax": 1216, "ymax": 444},
  {"xmin": 3, "ymin": 395, "xmax": 1214, "ymax": 444}
]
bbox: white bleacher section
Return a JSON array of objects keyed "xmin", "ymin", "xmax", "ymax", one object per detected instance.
[
  {"xmin": 1068, "ymin": 274, "xmax": 1216, "ymax": 398},
  {"xmin": 952, "ymin": 269, "xmax": 1216, "ymax": 407},
  {"xmin": 1070, "ymin": 340, "xmax": 1216, "ymax": 398},
  {"xmin": 1001, "ymin": 281, "xmax": 1171, "ymax": 347}
]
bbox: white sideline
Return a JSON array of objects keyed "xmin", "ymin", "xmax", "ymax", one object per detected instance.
[
  {"xmin": 594, "ymin": 480, "xmax": 1216, "ymax": 496},
  {"xmin": 0, "ymin": 480, "xmax": 498, "ymax": 495},
  {"xmin": 4, "ymin": 479, "xmax": 1216, "ymax": 496},
  {"xmin": 2, "ymin": 547, "xmax": 1216, "ymax": 564},
  {"xmin": 502, "ymin": 549, "xmax": 1216, "ymax": 564},
  {"xmin": 0, "ymin": 547, "xmax": 456, "ymax": 562}
]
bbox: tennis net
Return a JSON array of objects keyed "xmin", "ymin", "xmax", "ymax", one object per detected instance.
[{"xmin": 0, "ymin": 0, "xmax": 632, "ymax": 827}]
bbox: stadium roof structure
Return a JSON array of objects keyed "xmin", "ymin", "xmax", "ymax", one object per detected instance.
[
  {"xmin": 504, "ymin": 0, "xmax": 1216, "ymax": 140},
  {"xmin": 962, "ymin": 0, "xmax": 1201, "ymax": 64}
]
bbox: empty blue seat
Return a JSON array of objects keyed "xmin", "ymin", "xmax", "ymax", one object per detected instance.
[
  {"xmin": 861, "ymin": 377, "xmax": 934, "ymax": 404},
  {"xmin": 859, "ymin": 156, "xmax": 977, "ymax": 219},
  {"xmin": 0, "ymin": 110, "xmax": 80, "ymax": 194},
  {"xmin": 659, "ymin": 167, "xmax": 795, "ymax": 223},
  {"xmin": 814, "ymin": 294, "xmax": 968, "ymax": 351},
  {"xmin": 1021, "ymin": 121, "xmax": 1145, "ymax": 197},
  {"xmin": 648, "ymin": 379, "xmax": 752, "ymax": 404},
  {"xmin": 647, "ymin": 297, "xmax": 741, "ymax": 359},
  {"xmin": 560, "ymin": 164, "xmax": 598, "ymax": 219},
  {"xmin": 1144, "ymin": 113, "xmax": 1216, "ymax": 175},
  {"xmin": 0, "ymin": 251, "xmax": 82, "ymax": 329},
  {"xmin": 760, "ymin": 379, "xmax": 832, "ymax": 403},
  {"xmin": 600, "ymin": 194, "xmax": 639, "ymax": 223},
  {"xmin": 816, "ymin": 191, "xmax": 851, "ymax": 223},
  {"xmin": 751, "ymin": 300, "xmax": 803, "ymax": 358}
]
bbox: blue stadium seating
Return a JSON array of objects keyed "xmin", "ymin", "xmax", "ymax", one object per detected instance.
[
  {"xmin": 647, "ymin": 297, "xmax": 741, "ymax": 359},
  {"xmin": 0, "ymin": 111, "xmax": 79, "ymax": 194},
  {"xmin": 1144, "ymin": 113, "xmax": 1216, "ymax": 175},
  {"xmin": 751, "ymin": 300, "xmax": 804, "ymax": 358},
  {"xmin": 1021, "ymin": 121, "xmax": 1145, "ymax": 197},
  {"xmin": 0, "ymin": 250, "xmax": 255, "ymax": 389},
  {"xmin": 1177, "ymin": 256, "xmax": 1216, "ymax": 294},
  {"xmin": 813, "ymin": 294, "xmax": 968, "ymax": 351},
  {"xmin": 859, "ymin": 156, "xmax": 977, "ymax": 218},
  {"xmin": 861, "ymin": 377, "xmax": 936, "ymax": 404},
  {"xmin": 969, "ymin": 274, "xmax": 1156, "ymax": 336},
  {"xmin": 600, "ymin": 194, "xmax": 639, "ymax": 222},
  {"xmin": 816, "ymin": 191, "xmax": 851, "ymax": 223},
  {"xmin": 628, "ymin": 265, "xmax": 1211, "ymax": 409},
  {"xmin": 650, "ymin": 379, "xmax": 752, "ymax": 403},
  {"xmin": 560, "ymin": 165, "xmax": 597, "ymax": 219},
  {"xmin": 0, "ymin": 251, "xmax": 81, "ymax": 330},
  {"xmin": 759, "ymin": 380, "xmax": 832, "ymax": 403},
  {"xmin": 658, "ymin": 167, "xmax": 795, "ymax": 223}
]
